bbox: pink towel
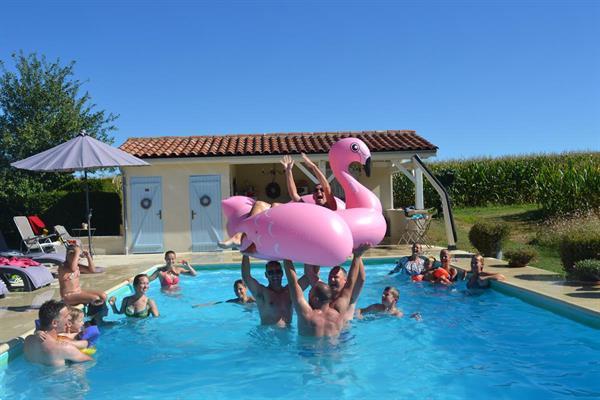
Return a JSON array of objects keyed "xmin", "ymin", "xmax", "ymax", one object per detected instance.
[{"xmin": 0, "ymin": 257, "xmax": 41, "ymax": 267}]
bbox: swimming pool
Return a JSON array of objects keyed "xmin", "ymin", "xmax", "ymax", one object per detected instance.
[{"xmin": 1, "ymin": 260, "xmax": 599, "ymax": 399}]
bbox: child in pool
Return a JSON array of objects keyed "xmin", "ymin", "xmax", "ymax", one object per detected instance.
[
  {"xmin": 356, "ymin": 287, "xmax": 421, "ymax": 319},
  {"xmin": 56, "ymin": 307, "xmax": 92, "ymax": 349},
  {"xmin": 109, "ymin": 274, "xmax": 159, "ymax": 318}
]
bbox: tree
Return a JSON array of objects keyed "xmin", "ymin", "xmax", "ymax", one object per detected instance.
[{"xmin": 0, "ymin": 52, "xmax": 118, "ymax": 243}]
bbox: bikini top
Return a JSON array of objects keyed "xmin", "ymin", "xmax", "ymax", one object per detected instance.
[{"xmin": 161, "ymin": 271, "xmax": 180, "ymax": 287}]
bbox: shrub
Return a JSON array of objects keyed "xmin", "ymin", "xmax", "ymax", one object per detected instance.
[
  {"xmin": 504, "ymin": 247, "xmax": 538, "ymax": 267},
  {"xmin": 468, "ymin": 221, "xmax": 511, "ymax": 257},
  {"xmin": 571, "ymin": 259, "xmax": 600, "ymax": 282},
  {"xmin": 559, "ymin": 227, "xmax": 600, "ymax": 277}
]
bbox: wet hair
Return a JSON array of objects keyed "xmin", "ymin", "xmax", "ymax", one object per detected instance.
[
  {"xmin": 310, "ymin": 282, "xmax": 332, "ymax": 306},
  {"xmin": 39, "ymin": 300, "xmax": 66, "ymax": 330},
  {"xmin": 265, "ymin": 261, "xmax": 282, "ymax": 270},
  {"xmin": 329, "ymin": 265, "xmax": 347, "ymax": 278},
  {"xmin": 471, "ymin": 254, "xmax": 484, "ymax": 269},
  {"xmin": 383, "ymin": 286, "xmax": 399, "ymax": 300},
  {"xmin": 133, "ymin": 273, "xmax": 149, "ymax": 287},
  {"xmin": 233, "ymin": 279, "xmax": 245, "ymax": 290},
  {"xmin": 68, "ymin": 306, "xmax": 84, "ymax": 322},
  {"xmin": 164, "ymin": 250, "xmax": 176, "ymax": 259}
]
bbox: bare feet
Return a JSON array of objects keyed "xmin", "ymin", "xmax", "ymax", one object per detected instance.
[{"xmin": 218, "ymin": 233, "xmax": 243, "ymax": 249}]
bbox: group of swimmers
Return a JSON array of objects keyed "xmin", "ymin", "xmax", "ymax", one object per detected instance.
[{"xmin": 390, "ymin": 243, "xmax": 506, "ymax": 289}]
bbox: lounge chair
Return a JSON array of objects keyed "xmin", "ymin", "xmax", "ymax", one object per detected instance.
[
  {"xmin": 0, "ymin": 259, "xmax": 54, "ymax": 292},
  {"xmin": 0, "ymin": 230, "xmax": 65, "ymax": 266},
  {"xmin": 13, "ymin": 216, "xmax": 65, "ymax": 254},
  {"xmin": 54, "ymin": 225, "xmax": 83, "ymax": 247}
]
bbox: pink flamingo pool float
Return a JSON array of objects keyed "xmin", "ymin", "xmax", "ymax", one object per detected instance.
[{"xmin": 221, "ymin": 138, "xmax": 386, "ymax": 266}]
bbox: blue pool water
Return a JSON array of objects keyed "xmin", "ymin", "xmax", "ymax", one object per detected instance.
[{"xmin": 1, "ymin": 260, "xmax": 599, "ymax": 399}]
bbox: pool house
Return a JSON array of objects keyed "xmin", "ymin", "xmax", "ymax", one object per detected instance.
[{"xmin": 118, "ymin": 130, "xmax": 450, "ymax": 254}]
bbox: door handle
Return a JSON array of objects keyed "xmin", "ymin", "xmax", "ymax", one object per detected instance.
[
  {"xmin": 157, "ymin": 210, "xmax": 162, "ymax": 219},
  {"xmin": 191, "ymin": 210, "xmax": 196, "ymax": 220}
]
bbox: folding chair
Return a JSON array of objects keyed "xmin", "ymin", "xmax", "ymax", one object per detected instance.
[
  {"xmin": 398, "ymin": 208, "xmax": 436, "ymax": 247},
  {"xmin": 13, "ymin": 216, "xmax": 64, "ymax": 254}
]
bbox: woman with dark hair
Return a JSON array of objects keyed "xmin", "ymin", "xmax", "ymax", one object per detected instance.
[{"xmin": 109, "ymin": 274, "xmax": 159, "ymax": 318}]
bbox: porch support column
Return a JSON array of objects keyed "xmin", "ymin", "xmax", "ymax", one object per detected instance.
[{"xmin": 415, "ymin": 166, "xmax": 424, "ymax": 209}]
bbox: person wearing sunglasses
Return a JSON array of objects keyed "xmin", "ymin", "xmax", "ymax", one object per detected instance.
[{"xmin": 241, "ymin": 255, "xmax": 315, "ymax": 327}]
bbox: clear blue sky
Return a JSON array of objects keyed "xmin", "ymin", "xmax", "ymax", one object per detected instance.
[{"xmin": 1, "ymin": 0, "xmax": 598, "ymax": 159}]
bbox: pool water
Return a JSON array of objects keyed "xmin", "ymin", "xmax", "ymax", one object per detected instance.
[{"xmin": 1, "ymin": 261, "xmax": 599, "ymax": 399}]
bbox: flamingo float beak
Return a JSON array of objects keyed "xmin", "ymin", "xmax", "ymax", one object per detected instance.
[{"xmin": 364, "ymin": 157, "xmax": 371, "ymax": 177}]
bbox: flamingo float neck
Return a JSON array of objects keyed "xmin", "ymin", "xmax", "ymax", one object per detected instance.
[{"xmin": 329, "ymin": 138, "xmax": 382, "ymax": 213}]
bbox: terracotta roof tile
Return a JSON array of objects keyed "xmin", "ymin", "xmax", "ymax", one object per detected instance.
[{"xmin": 119, "ymin": 130, "xmax": 437, "ymax": 159}]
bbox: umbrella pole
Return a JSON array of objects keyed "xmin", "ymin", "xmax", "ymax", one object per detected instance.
[{"xmin": 84, "ymin": 169, "xmax": 93, "ymax": 257}]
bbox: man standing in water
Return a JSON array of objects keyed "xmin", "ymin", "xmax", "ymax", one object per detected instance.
[
  {"xmin": 283, "ymin": 244, "xmax": 370, "ymax": 337},
  {"xmin": 326, "ymin": 246, "xmax": 368, "ymax": 322},
  {"xmin": 24, "ymin": 300, "xmax": 92, "ymax": 366},
  {"xmin": 241, "ymin": 255, "xmax": 314, "ymax": 327}
]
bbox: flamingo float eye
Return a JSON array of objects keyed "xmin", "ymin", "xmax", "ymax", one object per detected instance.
[{"xmin": 350, "ymin": 143, "xmax": 359, "ymax": 152}]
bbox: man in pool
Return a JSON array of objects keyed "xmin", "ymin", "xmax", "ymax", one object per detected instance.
[
  {"xmin": 241, "ymin": 255, "xmax": 314, "ymax": 326},
  {"xmin": 325, "ymin": 247, "xmax": 367, "ymax": 322},
  {"xmin": 282, "ymin": 244, "xmax": 369, "ymax": 337},
  {"xmin": 24, "ymin": 300, "xmax": 92, "ymax": 366}
]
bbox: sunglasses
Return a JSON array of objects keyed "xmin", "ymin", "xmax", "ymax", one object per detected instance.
[{"xmin": 266, "ymin": 269, "xmax": 283, "ymax": 276}]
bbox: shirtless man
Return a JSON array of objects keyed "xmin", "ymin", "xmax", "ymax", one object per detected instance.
[
  {"xmin": 283, "ymin": 244, "xmax": 369, "ymax": 337},
  {"xmin": 241, "ymin": 255, "xmax": 312, "ymax": 326},
  {"xmin": 59, "ymin": 244, "xmax": 107, "ymax": 306},
  {"xmin": 219, "ymin": 153, "xmax": 337, "ymax": 249},
  {"xmin": 325, "ymin": 245, "xmax": 368, "ymax": 322},
  {"xmin": 24, "ymin": 300, "xmax": 92, "ymax": 366}
]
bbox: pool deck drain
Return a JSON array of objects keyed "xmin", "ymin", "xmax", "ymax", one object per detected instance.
[{"xmin": 1, "ymin": 245, "xmax": 599, "ymax": 361}]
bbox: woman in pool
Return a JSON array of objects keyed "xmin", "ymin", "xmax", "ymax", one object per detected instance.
[
  {"xmin": 148, "ymin": 250, "xmax": 197, "ymax": 290},
  {"xmin": 467, "ymin": 254, "xmax": 506, "ymax": 289},
  {"xmin": 192, "ymin": 279, "xmax": 255, "ymax": 307},
  {"xmin": 109, "ymin": 274, "xmax": 159, "ymax": 318}
]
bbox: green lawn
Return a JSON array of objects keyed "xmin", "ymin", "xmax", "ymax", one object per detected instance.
[{"xmin": 427, "ymin": 204, "xmax": 564, "ymax": 274}]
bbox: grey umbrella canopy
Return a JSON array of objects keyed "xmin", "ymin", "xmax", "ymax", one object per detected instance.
[{"xmin": 11, "ymin": 131, "xmax": 149, "ymax": 255}]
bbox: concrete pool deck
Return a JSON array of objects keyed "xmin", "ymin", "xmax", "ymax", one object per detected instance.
[{"xmin": 1, "ymin": 245, "xmax": 599, "ymax": 360}]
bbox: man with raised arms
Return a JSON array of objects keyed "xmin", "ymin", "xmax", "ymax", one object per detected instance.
[
  {"xmin": 326, "ymin": 245, "xmax": 368, "ymax": 322},
  {"xmin": 24, "ymin": 300, "xmax": 92, "ymax": 366},
  {"xmin": 283, "ymin": 244, "xmax": 370, "ymax": 337},
  {"xmin": 241, "ymin": 255, "xmax": 313, "ymax": 327}
]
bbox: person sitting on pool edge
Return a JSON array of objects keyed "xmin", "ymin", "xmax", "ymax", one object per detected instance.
[
  {"xmin": 282, "ymin": 243, "xmax": 369, "ymax": 337},
  {"xmin": 389, "ymin": 243, "xmax": 425, "ymax": 275},
  {"xmin": 109, "ymin": 274, "xmax": 159, "ymax": 318},
  {"xmin": 467, "ymin": 254, "xmax": 506, "ymax": 289},
  {"xmin": 59, "ymin": 243, "xmax": 107, "ymax": 307},
  {"xmin": 148, "ymin": 250, "xmax": 197, "ymax": 289},
  {"xmin": 192, "ymin": 279, "xmax": 256, "ymax": 307},
  {"xmin": 356, "ymin": 286, "xmax": 421, "ymax": 319},
  {"xmin": 241, "ymin": 255, "xmax": 314, "ymax": 327},
  {"xmin": 219, "ymin": 153, "xmax": 337, "ymax": 250},
  {"xmin": 24, "ymin": 300, "xmax": 92, "ymax": 366}
]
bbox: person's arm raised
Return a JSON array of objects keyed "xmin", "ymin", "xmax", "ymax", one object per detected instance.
[
  {"xmin": 281, "ymin": 155, "xmax": 302, "ymax": 202},
  {"xmin": 241, "ymin": 255, "xmax": 263, "ymax": 298},
  {"xmin": 301, "ymin": 153, "xmax": 336, "ymax": 211},
  {"xmin": 337, "ymin": 244, "xmax": 371, "ymax": 309},
  {"xmin": 283, "ymin": 260, "xmax": 312, "ymax": 319}
]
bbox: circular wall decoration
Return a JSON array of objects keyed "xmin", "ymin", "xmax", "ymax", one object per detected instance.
[
  {"xmin": 140, "ymin": 198, "xmax": 152, "ymax": 209},
  {"xmin": 265, "ymin": 182, "xmax": 281, "ymax": 199},
  {"xmin": 199, "ymin": 195, "xmax": 212, "ymax": 207}
]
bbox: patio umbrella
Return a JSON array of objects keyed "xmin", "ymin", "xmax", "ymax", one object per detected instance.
[{"xmin": 11, "ymin": 130, "xmax": 149, "ymax": 255}]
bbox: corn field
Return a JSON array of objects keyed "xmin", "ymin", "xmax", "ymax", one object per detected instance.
[{"xmin": 393, "ymin": 152, "xmax": 600, "ymax": 216}]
